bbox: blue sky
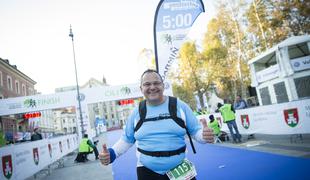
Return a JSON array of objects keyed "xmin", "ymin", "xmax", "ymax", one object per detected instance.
[{"xmin": 0, "ymin": 0, "xmax": 216, "ymax": 94}]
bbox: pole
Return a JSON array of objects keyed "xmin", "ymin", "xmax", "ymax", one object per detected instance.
[{"xmin": 69, "ymin": 25, "xmax": 84, "ymax": 136}]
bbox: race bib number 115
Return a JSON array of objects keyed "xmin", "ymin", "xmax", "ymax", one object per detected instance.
[{"xmin": 166, "ymin": 159, "xmax": 197, "ymax": 180}]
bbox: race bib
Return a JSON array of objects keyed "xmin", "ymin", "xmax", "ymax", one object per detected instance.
[{"xmin": 166, "ymin": 159, "xmax": 197, "ymax": 180}]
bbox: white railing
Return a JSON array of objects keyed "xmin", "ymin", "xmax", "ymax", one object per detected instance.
[
  {"xmin": 0, "ymin": 134, "xmax": 78, "ymax": 180},
  {"xmin": 197, "ymin": 98, "xmax": 310, "ymax": 135}
]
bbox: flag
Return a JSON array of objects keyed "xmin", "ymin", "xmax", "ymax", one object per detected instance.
[{"xmin": 154, "ymin": 0, "xmax": 205, "ymax": 81}]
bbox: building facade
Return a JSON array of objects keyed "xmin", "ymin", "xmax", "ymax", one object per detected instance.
[
  {"xmin": 0, "ymin": 58, "xmax": 38, "ymax": 143},
  {"xmin": 0, "ymin": 58, "xmax": 36, "ymax": 99}
]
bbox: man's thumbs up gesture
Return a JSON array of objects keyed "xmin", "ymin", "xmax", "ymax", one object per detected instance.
[
  {"xmin": 99, "ymin": 144, "xmax": 110, "ymax": 165},
  {"xmin": 200, "ymin": 118, "xmax": 214, "ymax": 143}
]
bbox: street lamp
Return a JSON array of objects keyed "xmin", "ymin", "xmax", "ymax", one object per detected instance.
[{"xmin": 69, "ymin": 25, "xmax": 85, "ymax": 136}]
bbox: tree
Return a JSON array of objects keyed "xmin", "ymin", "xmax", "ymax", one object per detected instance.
[
  {"xmin": 173, "ymin": 41, "xmax": 209, "ymax": 110},
  {"xmin": 270, "ymin": 0, "xmax": 310, "ymax": 36},
  {"xmin": 202, "ymin": 2, "xmax": 251, "ymax": 99}
]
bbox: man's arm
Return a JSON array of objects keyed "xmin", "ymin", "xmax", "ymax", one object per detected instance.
[
  {"xmin": 179, "ymin": 100, "xmax": 213, "ymax": 143},
  {"xmin": 87, "ymin": 140, "xmax": 96, "ymax": 149},
  {"xmin": 100, "ymin": 108, "xmax": 138, "ymax": 165},
  {"xmin": 111, "ymin": 138, "xmax": 134, "ymax": 159},
  {"xmin": 231, "ymin": 105, "xmax": 235, "ymax": 113}
]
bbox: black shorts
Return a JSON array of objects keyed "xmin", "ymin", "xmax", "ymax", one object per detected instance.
[{"xmin": 137, "ymin": 166, "xmax": 196, "ymax": 180}]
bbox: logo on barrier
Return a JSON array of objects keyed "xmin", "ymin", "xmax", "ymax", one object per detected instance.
[
  {"xmin": 120, "ymin": 87, "xmax": 131, "ymax": 95},
  {"xmin": 24, "ymin": 99, "xmax": 36, "ymax": 108},
  {"xmin": 284, "ymin": 108, "xmax": 299, "ymax": 127},
  {"xmin": 48, "ymin": 144, "xmax": 52, "ymax": 158},
  {"xmin": 2, "ymin": 155, "xmax": 13, "ymax": 179},
  {"xmin": 77, "ymin": 93, "xmax": 85, "ymax": 101},
  {"xmin": 241, "ymin": 115, "xmax": 250, "ymax": 129},
  {"xmin": 33, "ymin": 148, "xmax": 39, "ymax": 165}
]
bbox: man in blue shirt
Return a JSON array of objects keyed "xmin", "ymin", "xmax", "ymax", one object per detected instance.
[
  {"xmin": 233, "ymin": 95, "xmax": 248, "ymax": 110},
  {"xmin": 99, "ymin": 69, "xmax": 214, "ymax": 180}
]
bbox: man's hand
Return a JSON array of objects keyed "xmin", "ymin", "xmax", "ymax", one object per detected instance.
[
  {"xmin": 99, "ymin": 144, "xmax": 110, "ymax": 165},
  {"xmin": 200, "ymin": 118, "xmax": 214, "ymax": 143}
]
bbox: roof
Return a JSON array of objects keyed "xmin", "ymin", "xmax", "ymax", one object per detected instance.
[
  {"xmin": 0, "ymin": 58, "xmax": 36, "ymax": 84},
  {"xmin": 248, "ymin": 35, "xmax": 310, "ymax": 65}
]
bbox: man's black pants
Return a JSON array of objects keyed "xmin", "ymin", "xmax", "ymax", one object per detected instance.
[{"xmin": 137, "ymin": 166, "xmax": 196, "ymax": 180}]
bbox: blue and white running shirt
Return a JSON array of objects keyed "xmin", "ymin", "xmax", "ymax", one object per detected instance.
[{"xmin": 121, "ymin": 97, "xmax": 202, "ymax": 174}]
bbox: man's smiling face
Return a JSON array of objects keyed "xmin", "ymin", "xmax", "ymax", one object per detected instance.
[{"xmin": 140, "ymin": 71, "xmax": 164, "ymax": 105}]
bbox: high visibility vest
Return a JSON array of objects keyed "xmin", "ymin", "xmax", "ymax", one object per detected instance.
[
  {"xmin": 208, "ymin": 120, "xmax": 220, "ymax": 135},
  {"xmin": 0, "ymin": 131, "xmax": 6, "ymax": 147},
  {"xmin": 219, "ymin": 104, "xmax": 235, "ymax": 122},
  {"xmin": 79, "ymin": 138, "xmax": 93, "ymax": 153}
]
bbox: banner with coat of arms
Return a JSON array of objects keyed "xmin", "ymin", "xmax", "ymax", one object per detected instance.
[
  {"xmin": 196, "ymin": 99, "xmax": 310, "ymax": 135},
  {"xmin": 0, "ymin": 134, "xmax": 77, "ymax": 180}
]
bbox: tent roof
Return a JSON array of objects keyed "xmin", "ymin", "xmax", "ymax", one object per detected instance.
[{"xmin": 248, "ymin": 35, "xmax": 310, "ymax": 65}]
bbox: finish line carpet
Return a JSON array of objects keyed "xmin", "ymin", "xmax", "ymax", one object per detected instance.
[{"xmin": 106, "ymin": 130, "xmax": 309, "ymax": 180}]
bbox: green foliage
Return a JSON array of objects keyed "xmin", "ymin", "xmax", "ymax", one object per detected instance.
[{"xmin": 172, "ymin": 83, "xmax": 196, "ymax": 110}]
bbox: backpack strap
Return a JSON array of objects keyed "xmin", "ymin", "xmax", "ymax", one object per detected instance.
[
  {"xmin": 134, "ymin": 96, "xmax": 196, "ymax": 155},
  {"xmin": 134, "ymin": 100, "xmax": 146, "ymax": 132},
  {"xmin": 168, "ymin": 96, "xmax": 196, "ymax": 154}
]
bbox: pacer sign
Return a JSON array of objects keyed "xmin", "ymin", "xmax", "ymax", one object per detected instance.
[{"xmin": 154, "ymin": 0, "xmax": 205, "ymax": 81}]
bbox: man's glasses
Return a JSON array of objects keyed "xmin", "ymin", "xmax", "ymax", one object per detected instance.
[{"xmin": 142, "ymin": 81, "xmax": 163, "ymax": 87}]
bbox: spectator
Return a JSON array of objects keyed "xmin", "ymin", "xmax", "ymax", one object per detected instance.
[
  {"xmin": 0, "ymin": 130, "xmax": 7, "ymax": 147},
  {"xmin": 218, "ymin": 101, "xmax": 242, "ymax": 143},
  {"xmin": 234, "ymin": 95, "xmax": 247, "ymax": 110},
  {"xmin": 75, "ymin": 134, "xmax": 99, "ymax": 162},
  {"xmin": 31, "ymin": 127, "xmax": 42, "ymax": 141},
  {"xmin": 207, "ymin": 115, "xmax": 220, "ymax": 136}
]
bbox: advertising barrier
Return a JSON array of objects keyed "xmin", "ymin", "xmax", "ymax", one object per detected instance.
[
  {"xmin": 0, "ymin": 134, "xmax": 78, "ymax": 180},
  {"xmin": 197, "ymin": 98, "xmax": 310, "ymax": 135}
]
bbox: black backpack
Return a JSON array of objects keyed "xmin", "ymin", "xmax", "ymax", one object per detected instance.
[{"xmin": 134, "ymin": 96, "xmax": 196, "ymax": 157}]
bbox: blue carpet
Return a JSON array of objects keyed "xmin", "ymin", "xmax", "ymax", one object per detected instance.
[{"xmin": 107, "ymin": 130, "xmax": 309, "ymax": 180}]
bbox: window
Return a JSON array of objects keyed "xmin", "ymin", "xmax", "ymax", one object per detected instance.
[
  {"xmin": 288, "ymin": 42, "xmax": 310, "ymax": 59},
  {"xmin": 28, "ymin": 88, "xmax": 33, "ymax": 95},
  {"xmin": 254, "ymin": 52, "xmax": 277, "ymax": 72},
  {"xmin": 274, "ymin": 82, "xmax": 289, "ymax": 103},
  {"xmin": 0, "ymin": 71, "xmax": 3, "ymax": 86},
  {"xmin": 22, "ymin": 84, "xmax": 26, "ymax": 95},
  {"xmin": 7, "ymin": 76, "xmax": 12, "ymax": 91},
  {"xmin": 294, "ymin": 75, "xmax": 310, "ymax": 98},
  {"xmin": 259, "ymin": 87, "xmax": 272, "ymax": 105},
  {"xmin": 15, "ymin": 80, "xmax": 20, "ymax": 94}
]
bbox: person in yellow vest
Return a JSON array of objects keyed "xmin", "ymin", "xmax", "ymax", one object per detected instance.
[
  {"xmin": 217, "ymin": 101, "xmax": 242, "ymax": 143},
  {"xmin": 75, "ymin": 134, "xmax": 99, "ymax": 162},
  {"xmin": 207, "ymin": 115, "xmax": 220, "ymax": 136},
  {"xmin": 0, "ymin": 130, "xmax": 7, "ymax": 147}
]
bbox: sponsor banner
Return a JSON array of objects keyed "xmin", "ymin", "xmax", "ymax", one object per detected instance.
[
  {"xmin": 0, "ymin": 134, "xmax": 77, "ymax": 180},
  {"xmin": 154, "ymin": 0, "xmax": 205, "ymax": 82},
  {"xmin": 197, "ymin": 99, "xmax": 310, "ymax": 135},
  {"xmin": 0, "ymin": 91, "xmax": 76, "ymax": 116},
  {"xmin": 82, "ymin": 84, "xmax": 143, "ymax": 104},
  {"xmin": 290, "ymin": 55, "xmax": 310, "ymax": 72},
  {"xmin": 0, "ymin": 83, "xmax": 170, "ymax": 116},
  {"xmin": 256, "ymin": 64, "xmax": 280, "ymax": 83}
]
